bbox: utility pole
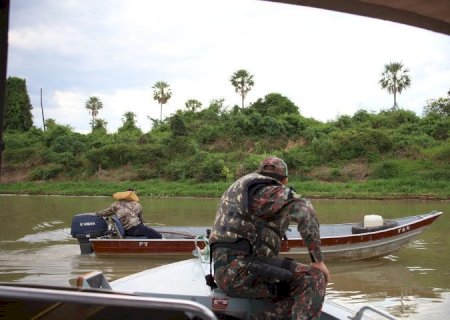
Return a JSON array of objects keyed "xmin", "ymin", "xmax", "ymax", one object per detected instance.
[
  {"xmin": 40, "ymin": 88, "xmax": 46, "ymax": 131},
  {"xmin": 0, "ymin": 0, "xmax": 10, "ymax": 180}
]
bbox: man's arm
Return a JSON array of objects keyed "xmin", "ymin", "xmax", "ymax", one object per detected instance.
[
  {"xmin": 289, "ymin": 200, "xmax": 331, "ymax": 282},
  {"xmin": 96, "ymin": 203, "xmax": 117, "ymax": 217},
  {"xmin": 285, "ymin": 199, "xmax": 330, "ymax": 281},
  {"xmin": 311, "ymin": 261, "xmax": 330, "ymax": 282},
  {"xmin": 287, "ymin": 200, "xmax": 323, "ymax": 262}
]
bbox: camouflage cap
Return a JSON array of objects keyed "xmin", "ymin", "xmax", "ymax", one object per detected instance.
[{"xmin": 257, "ymin": 156, "xmax": 288, "ymax": 178}]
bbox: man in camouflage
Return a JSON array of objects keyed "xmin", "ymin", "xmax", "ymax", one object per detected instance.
[
  {"xmin": 96, "ymin": 188, "xmax": 162, "ymax": 239},
  {"xmin": 209, "ymin": 156, "xmax": 330, "ymax": 320}
]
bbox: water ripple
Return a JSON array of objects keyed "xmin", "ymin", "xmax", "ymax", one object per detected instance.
[
  {"xmin": 17, "ymin": 227, "xmax": 72, "ymax": 243},
  {"xmin": 407, "ymin": 266, "xmax": 436, "ymax": 275},
  {"xmin": 408, "ymin": 239, "xmax": 428, "ymax": 250},
  {"xmin": 32, "ymin": 220, "xmax": 64, "ymax": 231}
]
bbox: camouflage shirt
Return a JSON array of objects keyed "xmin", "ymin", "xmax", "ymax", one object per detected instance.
[
  {"xmin": 96, "ymin": 200, "xmax": 143, "ymax": 230},
  {"xmin": 210, "ymin": 172, "xmax": 323, "ymax": 263},
  {"xmin": 251, "ymin": 185, "xmax": 323, "ymax": 262}
]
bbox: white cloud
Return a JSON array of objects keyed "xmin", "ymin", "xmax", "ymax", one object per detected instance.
[
  {"xmin": 50, "ymin": 91, "xmax": 88, "ymax": 130},
  {"xmin": 10, "ymin": 0, "xmax": 450, "ymax": 132}
]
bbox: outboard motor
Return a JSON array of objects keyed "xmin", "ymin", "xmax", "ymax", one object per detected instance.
[{"xmin": 71, "ymin": 213, "xmax": 108, "ymax": 254}]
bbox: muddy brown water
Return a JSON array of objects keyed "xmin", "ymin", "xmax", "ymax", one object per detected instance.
[{"xmin": 0, "ymin": 195, "xmax": 448, "ymax": 319}]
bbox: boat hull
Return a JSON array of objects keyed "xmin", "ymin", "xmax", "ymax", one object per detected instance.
[
  {"xmin": 107, "ymin": 257, "xmax": 396, "ymax": 319},
  {"xmin": 88, "ymin": 211, "xmax": 442, "ymax": 261}
]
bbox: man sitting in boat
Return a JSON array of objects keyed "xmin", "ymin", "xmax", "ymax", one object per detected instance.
[
  {"xmin": 96, "ymin": 188, "xmax": 162, "ymax": 239},
  {"xmin": 209, "ymin": 156, "xmax": 330, "ymax": 320}
]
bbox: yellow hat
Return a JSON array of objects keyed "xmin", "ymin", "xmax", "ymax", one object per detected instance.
[{"xmin": 113, "ymin": 190, "xmax": 139, "ymax": 202}]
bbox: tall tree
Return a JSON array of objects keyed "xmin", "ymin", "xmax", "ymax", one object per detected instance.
[
  {"xmin": 250, "ymin": 93, "xmax": 299, "ymax": 117},
  {"xmin": 152, "ymin": 81, "xmax": 172, "ymax": 121},
  {"xmin": 185, "ymin": 99, "xmax": 202, "ymax": 112},
  {"xmin": 379, "ymin": 62, "xmax": 411, "ymax": 110},
  {"xmin": 117, "ymin": 111, "xmax": 142, "ymax": 135},
  {"xmin": 92, "ymin": 118, "xmax": 108, "ymax": 134},
  {"xmin": 85, "ymin": 96, "xmax": 103, "ymax": 129},
  {"xmin": 170, "ymin": 113, "xmax": 188, "ymax": 137},
  {"xmin": 230, "ymin": 69, "xmax": 254, "ymax": 108},
  {"xmin": 423, "ymin": 90, "xmax": 450, "ymax": 117},
  {"xmin": 118, "ymin": 111, "xmax": 142, "ymax": 134},
  {"xmin": 4, "ymin": 76, "xmax": 33, "ymax": 131}
]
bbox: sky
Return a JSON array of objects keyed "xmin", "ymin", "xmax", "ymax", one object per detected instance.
[{"xmin": 7, "ymin": 0, "xmax": 450, "ymax": 133}]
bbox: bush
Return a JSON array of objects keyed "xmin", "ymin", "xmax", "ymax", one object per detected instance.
[
  {"xmin": 85, "ymin": 143, "xmax": 167, "ymax": 171},
  {"xmin": 43, "ymin": 125, "xmax": 74, "ymax": 147},
  {"xmin": 424, "ymin": 143, "xmax": 450, "ymax": 162},
  {"xmin": 282, "ymin": 147, "xmax": 319, "ymax": 171},
  {"xmin": 229, "ymin": 114, "xmax": 252, "ymax": 137},
  {"xmin": 196, "ymin": 125, "xmax": 221, "ymax": 144},
  {"xmin": 248, "ymin": 93, "xmax": 299, "ymax": 117},
  {"xmin": 194, "ymin": 153, "xmax": 227, "ymax": 182},
  {"xmin": 52, "ymin": 135, "xmax": 86, "ymax": 154},
  {"xmin": 318, "ymin": 129, "xmax": 392, "ymax": 161},
  {"xmin": 263, "ymin": 116, "xmax": 287, "ymax": 137},
  {"xmin": 372, "ymin": 109, "xmax": 420, "ymax": 129},
  {"xmin": 418, "ymin": 169, "xmax": 450, "ymax": 181},
  {"xmin": 164, "ymin": 160, "xmax": 194, "ymax": 180},
  {"xmin": 392, "ymin": 133, "xmax": 435, "ymax": 150},
  {"xmin": 236, "ymin": 154, "xmax": 267, "ymax": 177},
  {"xmin": 3, "ymin": 146, "xmax": 41, "ymax": 164},
  {"xmin": 30, "ymin": 164, "xmax": 64, "ymax": 180},
  {"xmin": 44, "ymin": 151, "xmax": 83, "ymax": 168},
  {"xmin": 421, "ymin": 117, "xmax": 450, "ymax": 140},
  {"xmin": 371, "ymin": 161, "xmax": 402, "ymax": 179},
  {"xmin": 303, "ymin": 124, "xmax": 334, "ymax": 143},
  {"xmin": 166, "ymin": 137, "xmax": 198, "ymax": 157},
  {"xmin": 85, "ymin": 144, "xmax": 137, "ymax": 170},
  {"xmin": 4, "ymin": 128, "xmax": 44, "ymax": 149},
  {"xmin": 311, "ymin": 138, "xmax": 335, "ymax": 162}
]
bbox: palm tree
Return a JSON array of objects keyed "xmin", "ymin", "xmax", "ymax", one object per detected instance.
[
  {"xmin": 230, "ymin": 69, "xmax": 254, "ymax": 108},
  {"xmin": 152, "ymin": 81, "xmax": 172, "ymax": 121},
  {"xmin": 85, "ymin": 96, "xmax": 103, "ymax": 129},
  {"xmin": 379, "ymin": 62, "xmax": 411, "ymax": 110},
  {"xmin": 185, "ymin": 99, "xmax": 202, "ymax": 112}
]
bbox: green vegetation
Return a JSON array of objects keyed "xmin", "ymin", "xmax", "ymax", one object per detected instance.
[
  {"xmin": 4, "ymin": 77, "xmax": 33, "ymax": 131},
  {"xmin": 1, "ymin": 75, "xmax": 449, "ymax": 200}
]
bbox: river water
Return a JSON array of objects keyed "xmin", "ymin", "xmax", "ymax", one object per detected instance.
[{"xmin": 0, "ymin": 195, "xmax": 448, "ymax": 319}]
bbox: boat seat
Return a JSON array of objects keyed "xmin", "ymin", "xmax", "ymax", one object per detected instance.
[{"xmin": 111, "ymin": 216, "xmax": 147, "ymax": 239}]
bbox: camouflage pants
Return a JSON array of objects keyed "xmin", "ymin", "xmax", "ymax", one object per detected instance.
[{"xmin": 213, "ymin": 251, "xmax": 326, "ymax": 320}]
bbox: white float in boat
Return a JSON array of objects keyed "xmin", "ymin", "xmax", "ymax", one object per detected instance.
[{"xmin": 364, "ymin": 214, "xmax": 384, "ymax": 228}]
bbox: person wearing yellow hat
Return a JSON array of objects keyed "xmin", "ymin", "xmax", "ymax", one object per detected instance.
[{"xmin": 96, "ymin": 188, "xmax": 162, "ymax": 239}]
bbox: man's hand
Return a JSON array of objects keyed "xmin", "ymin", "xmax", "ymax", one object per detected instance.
[{"xmin": 311, "ymin": 261, "xmax": 330, "ymax": 282}]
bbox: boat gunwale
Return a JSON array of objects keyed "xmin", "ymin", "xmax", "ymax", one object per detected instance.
[
  {"xmin": 89, "ymin": 211, "xmax": 442, "ymax": 243},
  {"xmin": 319, "ymin": 210, "xmax": 442, "ymax": 240}
]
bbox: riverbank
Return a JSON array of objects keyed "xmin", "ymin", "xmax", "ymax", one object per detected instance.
[{"xmin": 0, "ymin": 178, "xmax": 448, "ymax": 199}]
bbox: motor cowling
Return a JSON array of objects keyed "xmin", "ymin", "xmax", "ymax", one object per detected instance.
[{"xmin": 71, "ymin": 213, "xmax": 108, "ymax": 254}]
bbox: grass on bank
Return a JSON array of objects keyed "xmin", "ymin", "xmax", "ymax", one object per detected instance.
[{"xmin": 0, "ymin": 177, "xmax": 448, "ymax": 199}]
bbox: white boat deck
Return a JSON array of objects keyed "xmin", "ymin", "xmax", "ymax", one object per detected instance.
[
  {"xmin": 112, "ymin": 258, "xmax": 211, "ymax": 298},
  {"xmin": 110, "ymin": 256, "xmax": 396, "ymax": 320}
]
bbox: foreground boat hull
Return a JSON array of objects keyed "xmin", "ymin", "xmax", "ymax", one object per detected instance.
[
  {"xmin": 105, "ymin": 257, "xmax": 396, "ymax": 319},
  {"xmin": 0, "ymin": 257, "xmax": 397, "ymax": 320},
  {"xmin": 87, "ymin": 211, "xmax": 442, "ymax": 261}
]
